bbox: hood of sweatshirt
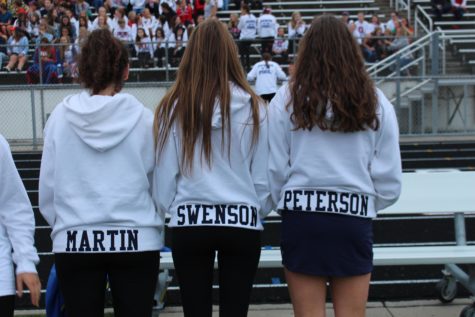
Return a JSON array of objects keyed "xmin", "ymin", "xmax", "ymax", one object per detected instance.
[
  {"xmin": 63, "ymin": 91, "xmax": 144, "ymax": 152},
  {"xmin": 211, "ymin": 84, "xmax": 252, "ymax": 129}
]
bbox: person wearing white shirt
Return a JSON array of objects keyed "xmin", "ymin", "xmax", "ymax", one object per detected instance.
[
  {"xmin": 247, "ymin": 52, "xmax": 287, "ymax": 102},
  {"xmin": 272, "ymin": 27, "xmax": 289, "ymax": 63},
  {"xmin": 0, "ymin": 135, "xmax": 41, "ymax": 317},
  {"xmin": 353, "ymin": 12, "xmax": 372, "ymax": 45},
  {"xmin": 257, "ymin": 7, "xmax": 278, "ymax": 54},
  {"xmin": 238, "ymin": 3, "xmax": 257, "ymax": 70}
]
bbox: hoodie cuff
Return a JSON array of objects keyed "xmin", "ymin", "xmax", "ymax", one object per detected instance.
[{"xmin": 16, "ymin": 260, "xmax": 38, "ymax": 275}]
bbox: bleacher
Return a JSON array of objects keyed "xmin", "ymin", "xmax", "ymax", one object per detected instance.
[
  {"xmin": 413, "ymin": 0, "xmax": 475, "ymax": 71},
  {"xmin": 11, "ymin": 140, "xmax": 475, "ymax": 309}
]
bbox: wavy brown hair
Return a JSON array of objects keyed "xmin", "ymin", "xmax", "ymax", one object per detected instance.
[
  {"xmin": 288, "ymin": 15, "xmax": 379, "ymax": 132},
  {"xmin": 78, "ymin": 29, "xmax": 129, "ymax": 95},
  {"xmin": 154, "ymin": 18, "xmax": 261, "ymax": 174}
]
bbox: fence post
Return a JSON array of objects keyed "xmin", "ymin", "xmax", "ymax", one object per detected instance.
[
  {"xmin": 431, "ymin": 32, "xmax": 439, "ymax": 134},
  {"xmin": 39, "ymin": 43, "xmax": 43, "ymax": 85},
  {"xmin": 30, "ymin": 87, "xmax": 37, "ymax": 149},
  {"xmin": 395, "ymin": 55, "xmax": 401, "ymax": 118},
  {"xmin": 165, "ymin": 42, "xmax": 169, "ymax": 82}
]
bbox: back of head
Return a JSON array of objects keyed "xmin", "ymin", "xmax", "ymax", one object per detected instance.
[
  {"xmin": 289, "ymin": 15, "xmax": 378, "ymax": 132},
  {"xmin": 154, "ymin": 18, "xmax": 261, "ymax": 173},
  {"xmin": 78, "ymin": 29, "xmax": 129, "ymax": 95}
]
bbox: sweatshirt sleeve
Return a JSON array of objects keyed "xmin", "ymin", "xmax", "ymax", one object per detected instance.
[
  {"xmin": 0, "ymin": 136, "xmax": 39, "ymax": 274},
  {"xmin": 250, "ymin": 105, "xmax": 272, "ymax": 218},
  {"xmin": 371, "ymin": 91, "xmax": 402, "ymax": 211},
  {"xmin": 38, "ymin": 119, "xmax": 57, "ymax": 227},
  {"xmin": 267, "ymin": 86, "xmax": 291, "ymax": 209},
  {"xmin": 247, "ymin": 64, "xmax": 258, "ymax": 81},
  {"xmin": 153, "ymin": 129, "xmax": 179, "ymax": 217},
  {"xmin": 275, "ymin": 64, "xmax": 287, "ymax": 81}
]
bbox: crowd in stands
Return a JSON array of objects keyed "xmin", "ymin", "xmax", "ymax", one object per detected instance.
[{"xmin": 0, "ymin": 0, "xmax": 421, "ymax": 83}]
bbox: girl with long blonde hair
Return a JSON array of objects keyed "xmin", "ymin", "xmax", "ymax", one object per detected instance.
[{"xmin": 153, "ymin": 18, "xmax": 271, "ymax": 317}]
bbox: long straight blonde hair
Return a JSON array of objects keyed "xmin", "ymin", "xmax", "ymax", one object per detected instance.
[{"xmin": 154, "ymin": 18, "xmax": 261, "ymax": 174}]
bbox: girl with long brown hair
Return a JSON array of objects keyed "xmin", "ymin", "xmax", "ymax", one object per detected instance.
[
  {"xmin": 268, "ymin": 15, "xmax": 402, "ymax": 317},
  {"xmin": 153, "ymin": 18, "xmax": 271, "ymax": 317}
]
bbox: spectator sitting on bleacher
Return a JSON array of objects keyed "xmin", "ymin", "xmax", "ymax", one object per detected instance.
[
  {"xmin": 204, "ymin": 0, "xmax": 218, "ymax": 19},
  {"xmin": 0, "ymin": 26, "xmax": 7, "ymax": 68},
  {"xmin": 353, "ymin": 12, "xmax": 372, "ymax": 44},
  {"xmin": 74, "ymin": 0, "xmax": 91, "ymax": 19},
  {"xmin": 153, "ymin": 27, "xmax": 167, "ymax": 66},
  {"xmin": 177, "ymin": 0, "xmax": 193, "ymax": 26},
  {"xmin": 386, "ymin": 27, "xmax": 413, "ymax": 74},
  {"xmin": 228, "ymin": 13, "xmax": 240, "ymax": 39},
  {"xmin": 58, "ymin": 15, "xmax": 76, "ymax": 40},
  {"xmin": 142, "ymin": 7, "xmax": 157, "ymax": 35},
  {"xmin": 94, "ymin": 14, "xmax": 110, "ymax": 30},
  {"xmin": 135, "ymin": 26, "xmax": 153, "ymax": 67},
  {"xmin": 385, "ymin": 10, "xmax": 400, "ymax": 34},
  {"xmin": 92, "ymin": 6, "xmax": 113, "ymax": 29},
  {"xmin": 28, "ymin": 13, "xmax": 40, "ymax": 38},
  {"xmin": 113, "ymin": 18, "xmax": 134, "ymax": 42},
  {"xmin": 35, "ymin": 21, "xmax": 53, "ymax": 45},
  {"xmin": 45, "ymin": 9, "xmax": 59, "ymax": 36},
  {"xmin": 111, "ymin": 7, "xmax": 129, "ymax": 31},
  {"xmin": 27, "ymin": 1, "xmax": 40, "ymax": 19},
  {"xmin": 160, "ymin": 2, "xmax": 176, "ymax": 26},
  {"xmin": 169, "ymin": 25, "xmax": 185, "ymax": 66},
  {"xmin": 74, "ymin": 25, "xmax": 89, "ymax": 51},
  {"xmin": 26, "ymin": 37, "xmax": 58, "ymax": 83},
  {"xmin": 0, "ymin": 4, "xmax": 13, "ymax": 26},
  {"xmin": 369, "ymin": 14, "xmax": 385, "ymax": 33},
  {"xmin": 257, "ymin": 7, "xmax": 277, "ymax": 54},
  {"xmin": 341, "ymin": 11, "xmax": 355, "ymax": 32},
  {"xmin": 13, "ymin": 9, "xmax": 29, "ymax": 35},
  {"xmin": 431, "ymin": 0, "xmax": 452, "ymax": 19},
  {"xmin": 363, "ymin": 27, "xmax": 387, "ymax": 62},
  {"xmin": 4, "ymin": 28, "xmax": 28, "ymax": 72},
  {"xmin": 160, "ymin": 0, "xmax": 177, "ymax": 14},
  {"xmin": 131, "ymin": 0, "xmax": 146, "ymax": 14},
  {"xmin": 451, "ymin": 0, "xmax": 467, "ymax": 20},
  {"xmin": 145, "ymin": 0, "xmax": 160, "ymax": 18},
  {"xmin": 39, "ymin": 0, "xmax": 54, "ymax": 17},
  {"xmin": 400, "ymin": 17, "xmax": 414, "ymax": 37},
  {"xmin": 75, "ymin": 15, "xmax": 93, "ymax": 36},
  {"xmin": 272, "ymin": 26, "xmax": 289, "ymax": 63},
  {"xmin": 58, "ymin": 34, "xmax": 77, "ymax": 78},
  {"xmin": 288, "ymin": 11, "xmax": 305, "ymax": 39}
]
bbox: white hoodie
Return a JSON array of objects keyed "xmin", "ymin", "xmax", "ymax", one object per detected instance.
[
  {"xmin": 39, "ymin": 92, "xmax": 164, "ymax": 253},
  {"xmin": 0, "ymin": 135, "xmax": 39, "ymax": 296},
  {"xmin": 153, "ymin": 85, "xmax": 272, "ymax": 230},
  {"xmin": 247, "ymin": 60, "xmax": 287, "ymax": 95},
  {"xmin": 238, "ymin": 14, "xmax": 257, "ymax": 40},
  {"xmin": 268, "ymin": 85, "xmax": 402, "ymax": 218}
]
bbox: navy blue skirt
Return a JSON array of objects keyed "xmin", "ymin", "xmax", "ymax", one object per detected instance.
[{"xmin": 281, "ymin": 211, "xmax": 373, "ymax": 277}]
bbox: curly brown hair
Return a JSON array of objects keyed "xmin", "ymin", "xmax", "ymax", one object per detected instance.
[
  {"xmin": 78, "ymin": 29, "xmax": 129, "ymax": 95},
  {"xmin": 289, "ymin": 15, "xmax": 379, "ymax": 132}
]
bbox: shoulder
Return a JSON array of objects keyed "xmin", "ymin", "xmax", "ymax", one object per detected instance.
[
  {"xmin": 271, "ymin": 84, "xmax": 291, "ymax": 113},
  {"xmin": 0, "ymin": 134, "xmax": 9, "ymax": 153}
]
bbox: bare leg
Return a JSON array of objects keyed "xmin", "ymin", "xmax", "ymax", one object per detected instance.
[
  {"xmin": 6, "ymin": 55, "xmax": 18, "ymax": 70},
  {"xmin": 17, "ymin": 55, "xmax": 27, "ymax": 70},
  {"xmin": 285, "ymin": 268, "xmax": 327, "ymax": 317},
  {"xmin": 330, "ymin": 273, "xmax": 371, "ymax": 317}
]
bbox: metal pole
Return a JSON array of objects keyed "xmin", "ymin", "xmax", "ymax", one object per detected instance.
[
  {"xmin": 165, "ymin": 42, "xmax": 169, "ymax": 82},
  {"xmin": 39, "ymin": 43, "xmax": 43, "ymax": 85},
  {"xmin": 463, "ymin": 84, "xmax": 468, "ymax": 132},
  {"xmin": 396, "ymin": 55, "xmax": 401, "ymax": 118},
  {"xmin": 40, "ymin": 86, "xmax": 46, "ymax": 129},
  {"xmin": 454, "ymin": 213, "xmax": 467, "ymax": 246},
  {"xmin": 431, "ymin": 32, "xmax": 439, "ymax": 134},
  {"xmin": 30, "ymin": 88, "xmax": 37, "ymax": 149}
]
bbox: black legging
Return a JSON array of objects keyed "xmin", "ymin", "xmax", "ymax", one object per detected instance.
[
  {"xmin": 55, "ymin": 251, "xmax": 160, "ymax": 317},
  {"xmin": 0, "ymin": 295, "xmax": 15, "ymax": 317},
  {"xmin": 172, "ymin": 226, "xmax": 261, "ymax": 317}
]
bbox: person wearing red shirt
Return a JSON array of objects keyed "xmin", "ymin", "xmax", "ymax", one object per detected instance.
[{"xmin": 177, "ymin": 0, "xmax": 193, "ymax": 26}]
